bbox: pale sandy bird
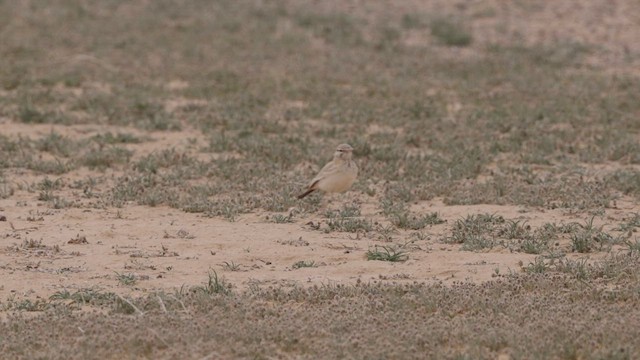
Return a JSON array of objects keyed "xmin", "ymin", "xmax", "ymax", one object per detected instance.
[{"xmin": 297, "ymin": 143, "xmax": 358, "ymax": 199}]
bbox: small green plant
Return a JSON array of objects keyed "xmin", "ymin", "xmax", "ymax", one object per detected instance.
[
  {"xmin": 18, "ymin": 100, "xmax": 48, "ymax": 123},
  {"xmin": 192, "ymin": 270, "xmax": 232, "ymax": 296},
  {"xmin": 460, "ymin": 235, "xmax": 496, "ymax": 251},
  {"xmin": 37, "ymin": 177, "xmax": 63, "ymax": 190},
  {"xmin": 325, "ymin": 203, "xmax": 361, "ymax": 219},
  {"xmin": 571, "ymin": 232, "xmax": 595, "ymax": 253},
  {"xmin": 555, "ymin": 258, "xmax": 590, "ymax": 281},
  {"xmin": 614, "ymin": 213, "xmax": 640, "ymax": 232},
  {"xmin": 216, "ymin": 204, "xmax": 242, "ymax": 222},
  {"xmin": 557, "ymin": 222, "xmax": 582, "ymax": 234},
  {"xmin": 376, "ymin": 224, "xmax": 399, "ymax": 241},
  {"xmin": 292, "ymin": 260, "xmax": 316, "ymax": 269},
  {"xmin": 430, "ymin": 17, "xmax": 472, "ymax": 47},
  {"xmin": 380, "ymin": 198, "xmax": 407, "ymax": 217},
  {"xmin": 5, "ymin": 298, "xmax": 48, "ymax": 312},
  {"xmin": 50, "ymin": 288, "xmax": 116, "ymax": 305},
  {"xmin": 525, "ymin": 256, "xmax": 548, "ymax": 274},
  {"xmin": 326, "ymin": 218, "xmax": 373, "ymax": 233},
  {"xmin": 36, "ymin": 131, "xmax": 76, "ymax": 157},
  {"xmin": 91, "ymin": 132, "xmax": 142, "ymax": 145},
  {"xmin": 447, "ymin": 213, "xmax": 504, "ymax": 247},
  {"xmin": 270, "ymin": 214, "xmax": 294, "ymax": 223},
  {"xmin": 38, "ymin": 190, "xmax": 55, "ymax": 201},
  {"xmin": 570, "ymin": 217, "xmax": 619, "ymax": 253},
  {"xmin": 391, "ymin": 211, "xmax": 444, "ymax": 230},
  {"xmin": 499, "ymin": 220, "xmax": 530, "ymax": 239},
  {"xmin": 49, "ymin": 290, "xmax": 73, "ymax": 300},
  {"xmin": 366, "ymin": 245, "xmax": 408, "ymax": 262},
  {"xmin": 21, "ymin": 238, "xmax": 45, "ymax": 249},
  {"xmin": 28, "ymin": 159, "xmax": 72, "ymax": 174},
  {"xmin": 624, "ymin": 238, "xmax": 640, "ymax": 254},
  {"xmin": 518, "ymin": 235, "xmax": 548, "ymax": 254},
  {"xmin": 401, "ymin": 13, "xmax": 427, "ymax": 29},
  {"xmin": 115, "ymin": 272, "xmax": 137, "ymax": 286},
  {"xmin": 0, "ymin": 181, "xmax": 14, "ymax": 199},
  {"xmin": 82, "ymin": 146, "xmax": 132, "ymax": 169},
  {"xmin": 221, "ymin": 261, "xmax": 241, "ymax": 271},
  {"xmin": 130, "ymin": 100, "xmax": 181, "ymax": 131}
]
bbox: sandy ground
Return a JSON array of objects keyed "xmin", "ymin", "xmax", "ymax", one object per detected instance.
[
  {"xmin": 1, "ymin": 129, "xmax": 637, "ymax": 301},
  {"xmin": 1, "ymin": 0, "xmax": 639, "ymax": 302}
]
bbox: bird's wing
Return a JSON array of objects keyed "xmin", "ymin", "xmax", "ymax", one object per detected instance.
[{"xmin": 308, "ymin": 161, "xmax": 338, "ymax": 188}]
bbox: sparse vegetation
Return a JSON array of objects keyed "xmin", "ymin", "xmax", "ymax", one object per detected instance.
[
  {"xmin": 570, "ymin": 217, "xmax": 621, "ymax": 253},
  {"xmin": 115, "ymin": 272, "xmax": 137, "ymax": 286},
  {"xmin": 0, "ymin": 1, "xmax": 639, "ymax": 359},
  {"xmin": 7, "ymin": 274, "xmax": 640, "ymax": 358},
  {"xmin": 430, "ymin": 17, "xmax": 473, "ymax": 46},
  {"xmin": 191, "ymin": 270, "xmax": 232, "ymax": 296},
  {"xmin": 381, "ymin": 199, "xmax": 445, "ymax": 230},
  {"xmin": 221, "ymin": 261, "xmax": 241, "ymax": 272},
  {"xmin": 292, "ymin": 260, "xmax": 316, "ymax": 269},
  {"xmin": 325, "ymin": 217, "xmax": 373, "ymax": 233},
  {"xmin": 366, "ymin": 245, "xmax": 409, "ymax": 262},
  {"xmin": 446, "ymin": 213, "xmax": 504, "ymax": 250}
]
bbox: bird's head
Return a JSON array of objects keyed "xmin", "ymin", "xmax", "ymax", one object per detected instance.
[{"xmin": 333, "ymin": 143, "xmax": 354, "ymax": 160}]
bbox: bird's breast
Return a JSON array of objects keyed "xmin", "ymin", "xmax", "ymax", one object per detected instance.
[{"xmin": 317, "ymin": 168, "xmax": 357, "ymax": 193}]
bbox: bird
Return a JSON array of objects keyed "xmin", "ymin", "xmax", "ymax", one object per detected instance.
[{"xmin": 297, "ymin": 143, "xmax": 358, "ymax": 199}]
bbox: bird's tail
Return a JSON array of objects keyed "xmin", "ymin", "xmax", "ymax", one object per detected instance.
[{"xmin": 297, "ymin": 188, "xmax": 315, "ymax": 199}]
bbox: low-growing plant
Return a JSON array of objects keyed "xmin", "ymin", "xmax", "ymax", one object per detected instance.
[
  {"xmin": 554, "ymin": 258, "xmax": 590, "ymax": 281},
  {"xmin": 499, "ymin": 220, "xmax": 530, "ymax": 239},
  {"xmin": 460, "ymin": 235, "xmax": 496, "ymax": 251},
  {"xmin": 115, "ymin": 272, "xmax": 137, "ymax": 286},
  {"xmin": 366, "ymin": 245, "xmax": 408, "ymax": 262},
  {"xmin": 28, "ymin": 158, "xmax": 73, "ymax": 174},
  {"xmin": 36, "ymin": 131, "xmax": 77, "ymax": 157},
  {"xmin": 614, "ymin": 213, "xmax": 640, "ymax": 232},
  {"xmin": 270, "ymin": 214, "xmax": 294, "ymax": 223},
  {"xmin": 37, "ymin": 177, "xmax": 63, "ymax": 190},
  {"xmin": 292, "ymin": 260, "xmax": 316, "ymax": 269},
  {"xmin": 570, "ymin": 217, "xmax": 620, "ymax": 253},
  {"xmin": 624, "ymin": 238, "xmax": 640, "ymax": 255},
  {"xmin": 82, "ymin": 146, "xmax": 132, "ymax": 169},
  {"xmin": 518, "ymin": 235, "xmax": 549, "ymax": 254},
  {"xmin": 50, "ymin": 288, "xmax": 116, "ymax": 305},
  {"xmin": 391, "ymin": 211, "xmax": 444, "ymax": 230},
  {"xmin": 525, "ymin": 256, "xmax": 549, "ymax": 274},
  {"xmin": 447, "ymin": 213, "xmax": 504, "ymax": 246},
  {"xmin": 221, "ymin": 261, "xmax": 241, "ymax": 272},
  {"xmin": 376, "ymin": 224, "xmax": 399, "ymax": 242},
  {"xmin": 21, "ymin": 238, "xmax": 45, "ymax": 249},
  {"xmin": 326, "ymin": 218, "xmax": 373, "ymax": 233},
  {"xmin": 191, "ymin": 270, "xmax": 232, "ymax": 296},
  {"xmin": 325, "ymin": 203, "xmax": 361, "ymax": 219},
  {"xmin": 430, "ymin": 17, "xmax": 472, "ymax": 47},
  {"xmin": 3, "ymin": 298, "xmax": 48, "ymax": 312},
  {"xmin": 91, "ymin": 132, "xmax": 142, "ymax": 145}
]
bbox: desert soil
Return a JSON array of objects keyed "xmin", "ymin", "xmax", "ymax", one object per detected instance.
[{"xmin": 1, "ymin": 122, "xmax": 637, "ymax": 300}]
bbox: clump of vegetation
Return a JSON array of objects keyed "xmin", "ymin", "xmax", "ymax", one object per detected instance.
[
  {"xmin": 115, "ymin": 272, "xmax": 137, "ymax": 286},
  {"xmin": 366, "ymin": 245, "xmax": 409, "ymax": 262},
  {"xmin": 430, "ymin": 17, "xmax": 473, "ymax": 46},
  {"xmin": 1, "ymin": 1, "xmax": 640, "ymax": 358},
  {"xmin": 381, "ymin": 198, "xmax": 444, "ymax": 230},
  {"xmin": 325, "ymin": 217, "xmax": 373, "ymax": 233},
  {"xmin": 191, "ymin": 270, "xmax": 232, "ymax": 296},
  {"xmin": 445, "ymin": 213, "xmax": 504, "ymax": 251},
  {"xmin": 292, "ymin": 260, "xmax": 316, "ymax": 269},
  {"xmin": 570, "ymin": 217, "xmax": 621, "ymax": 253}
]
